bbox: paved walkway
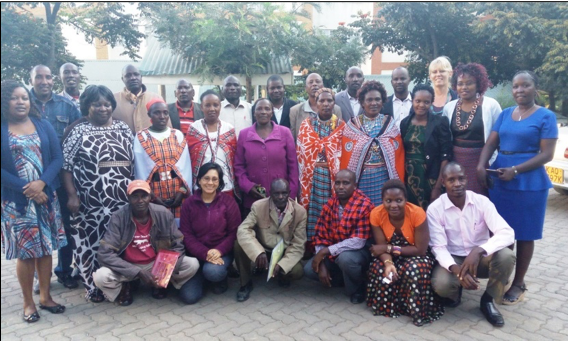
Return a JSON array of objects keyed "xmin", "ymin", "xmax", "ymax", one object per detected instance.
[{"xmin": 2, "ymin": 191, "xmax": 567, "ymax": 340}]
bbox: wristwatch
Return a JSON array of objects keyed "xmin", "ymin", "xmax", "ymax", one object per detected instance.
[{"xmin": 178, "ymin": 187, "xmax": 188, "ymax": 194}]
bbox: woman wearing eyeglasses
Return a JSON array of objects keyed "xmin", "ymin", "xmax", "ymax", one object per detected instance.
[{"xmin": 178, "ymin": 162, "xmax": 240, "ymax": 304}]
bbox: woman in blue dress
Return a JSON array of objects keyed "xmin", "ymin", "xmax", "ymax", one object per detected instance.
[{"xmin": 476, "ymin": 71, "xmax": 558, "ymax": 305}]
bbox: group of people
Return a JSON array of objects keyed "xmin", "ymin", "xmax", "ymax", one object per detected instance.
[{"xmin": 1, "ymin": 56, "xmax": 558, "ymax": 328}]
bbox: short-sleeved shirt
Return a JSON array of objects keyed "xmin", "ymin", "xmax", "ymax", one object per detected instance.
[
  {"xmin": 370, "ymin": 202, "xmax": 426, "ymax": 245},
  {"xmin": 490, "ymin": 106, "xmax": 558, "ymax": 191}
]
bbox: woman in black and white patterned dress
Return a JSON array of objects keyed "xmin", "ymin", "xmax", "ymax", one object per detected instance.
[{"xmin": 61, "ymin": 85, "xmax": 134, "ymax": 302}]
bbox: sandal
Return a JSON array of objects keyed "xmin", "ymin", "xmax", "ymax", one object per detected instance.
[
  {"xmin": 22, "ymin": 310, "xmax": 40, "ymax": 323},
  {"xmin": 503, "ymin": 284, "xmax": 527, "ymax": 305},
  {"xmin": 88, "ymin": 289, "xmax": 105, "ymax": 303},
  {"xmin": 39, "ymin": 303, "xmax": 66, "ymax": 314}
]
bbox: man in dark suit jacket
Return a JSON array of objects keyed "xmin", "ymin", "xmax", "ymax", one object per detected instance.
[
  {"xmin": 334, "ymin": 66, "xmax": 365, "ymax": 122},
  {"xmin": 168, "ymin": 79, "xmax": 204, "ymax": 134},
  {"xmin": 252, "ymin": 75, "xmax": 297, "ymax": 129},
  {"xmin": 381, "ymin": 67, "xmax": 412, "ymax": 128}
]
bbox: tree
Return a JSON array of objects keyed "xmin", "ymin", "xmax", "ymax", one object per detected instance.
[
  {"xmin": 473, "ymin": 2, "xmax": 568, "ymax": 114},
  {"xmin": 349, "ymin": 2, "xmax": 509, "ymax": 83},
  {"xmin": 293, "ymin": 25, "xmax": 368, "ymax": 90},
  {"xmin": 140, "ymin": 2, "xmax": 309, "ymax": 102},
  {"xmin": 1, "ymin": 3, "xmax": 80, "ymax": 83},
  {"xmin": 351, "ymin": 2, "xmax": 568, "ymax": 114},
  {"xmin": 1, "ymin": 2, "xmax": 144, "ymax": 85}
]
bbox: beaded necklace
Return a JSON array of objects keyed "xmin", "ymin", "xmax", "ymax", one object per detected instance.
[{"xmin": 455, "ymin": 96, "xmax": 480, "ymax": 131}]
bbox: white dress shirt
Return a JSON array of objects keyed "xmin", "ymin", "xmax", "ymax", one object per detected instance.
[
  {"xmin": 220, "ymin": 99, "xmax": 253, "ymax": 137},
  {"xmin": 427, "ymin": 191, "xmax": 515, "ymax": 271},
  {"xmin": 392, "ymin": 93, "xmax": 412, "ymax": 128},
  {"xmin": 273, "ymin": 105, "xmax": 284, "ymax": 124},
  {"xmin": 348, "ymin": 93, "xmax": 361, "ymax": 117}
]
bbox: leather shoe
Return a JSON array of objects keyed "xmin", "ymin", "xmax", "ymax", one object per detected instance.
[
  {"xmin": 151, "ymin": 287, "xmax": 168, "ymax": 300},
  {"xmin": 236, "ymin": 281, "xmax": 253, "ymax": 302},
  {"xmin": 278, "ymin": 277, "xmax": 291, "ymax": 288},
  {"xmin": 480, "ymin": 300, "xmax": 505, "ymax": 327},
  {"xmin": 57, "ymin": 275, "xmax": 79, "ymax": 289},
  {"xmin": 211, "ymin": 278, "xmax": 229, "ymax": 295},
  {"xmin": 350, "ymin": 292, "xmax": 365, "ymax": 304},
  {"xmin": 227, "ymin": 264, "xmax": 240, "ymax": 278},
  {"xmin": 117, "ymin": 282, "xmax": 133, "ymax": 306},
  {"xmin": 440, "ymin": 287, "xmax": 462, "ymax": 308}
]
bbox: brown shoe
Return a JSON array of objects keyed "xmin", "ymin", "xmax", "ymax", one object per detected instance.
[{"xmin": 117, "ymin": 282, "xmax": 133, "ymax": 306}]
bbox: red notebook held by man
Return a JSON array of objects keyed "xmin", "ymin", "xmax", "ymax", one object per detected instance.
[{"xmin": 151, "ymin": 250, "xmax": 181, "ymax": 288}]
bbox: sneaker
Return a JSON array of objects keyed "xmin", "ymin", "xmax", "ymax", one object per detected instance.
[{"xmin": 57, "ymin": 275, "xmax": 79, "ymax": 289}]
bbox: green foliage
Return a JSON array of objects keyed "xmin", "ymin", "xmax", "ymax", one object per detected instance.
[
  {"xmin": 1, "ymin": 2, "xmax": 144, "ymax": 87},
  {"xmin": 293, "ymin": 25, "xmax": 368, "ymax": 90},
  {"xmin": 1, "ymin": 2, "xmax": 81, "ymax": 85},
  {"xmin": 140, "ymin": 2, "xmax": 306, "ymax": 101},
  {"xmin": 351, "ymin": 2, "xmax": 568, "ymax": 97},
  {"xmin": 474, "ymin": 3, "xmax": 568, "ymax": 101},
  {"xmin": 350, "ymin": 2, "xmax": 497, "ymax": 83}
]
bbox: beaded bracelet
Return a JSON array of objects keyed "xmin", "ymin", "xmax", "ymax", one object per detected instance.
[{"xmin": 392, "ymin": 246, "xmax": 402, "ymax": 256}]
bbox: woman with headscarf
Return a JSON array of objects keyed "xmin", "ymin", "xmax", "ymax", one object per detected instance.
[
  {"xmin": 297, "ymin": 88, "xmax": 345, "ymax": 252},
  {"xmin": 134, "ymin": 98, "xmax": 192, "ymax": 226}
]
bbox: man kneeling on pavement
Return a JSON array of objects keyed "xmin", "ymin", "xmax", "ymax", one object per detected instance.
[
  {"xmin": 234, "ymin": 179, "xmax": 307, "ymax": 302},
  {"xmin": 428, "ymin": 162, "xmax": 516, "ymax": 327},
  {"xmin": 94, "ymin": 180, "xmax": 199, "ymax": 305},
  {"xmin": 304, "ymin": 169, "xmax": 374, "ymax": 304}
]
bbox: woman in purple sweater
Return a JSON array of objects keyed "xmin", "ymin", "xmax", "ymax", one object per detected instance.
[
  {"xmin": 234, "ymin": 98, "xmax": 299, "ymax": 218},
  {"xmin": 178, "ymin": 162, "xmax": 241, "ymax": 304}
]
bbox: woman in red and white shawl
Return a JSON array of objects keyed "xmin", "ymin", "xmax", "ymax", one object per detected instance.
[
  {"xmin": 340, "ymin": 81, "xmax": 405, "ymax": 206},
  {"xmin": 134, "ymin": 98, "xmax": 192, "ymax": 226},
  {"xmin": 297, "ymin": 88, "xmax": 345, "ymax": 252},
  {"xmin": 186, "ymin": 90, "xmax": 238, "ymax": 198}
]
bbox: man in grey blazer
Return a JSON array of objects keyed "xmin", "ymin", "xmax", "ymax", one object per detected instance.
[
  {"xmin": 289, "ymin": 73, "xmax": 342, "ymax": 142},
  {"xmin": 335, "ymin": 66, "xmax": 365, "ymax": 122}
]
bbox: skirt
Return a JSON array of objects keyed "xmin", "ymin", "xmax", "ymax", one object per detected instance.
[
  {"xmin": 359, "ymin": 165, "xmax": 390, "ymax": 206},
  {"xmin": 452, "ymin": 146, "xmax": 487, "ymax": 196},
  {"xmin": 489, "ymin": 188, "xmax": 548, "ymax": 241}
]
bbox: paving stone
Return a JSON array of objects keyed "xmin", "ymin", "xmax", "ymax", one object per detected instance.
[{"xmin": 1, "ymin": 191, "xmax": 567, "ymax": 340}]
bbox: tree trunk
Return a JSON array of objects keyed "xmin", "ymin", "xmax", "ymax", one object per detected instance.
[
  {"xmin": 549, "ymin": 90, "xmax": 556, "ymax": 112},
  {"xmin": 562, "ymin": 99, "xmax": 568, "ymax": 117},
  {"xmin": 246, "ymin": 76, "xmax": 253, "ymax": 103},
  {"xmin": 43, "ymin": 2, "xmax": 61, "ymax": 71}
]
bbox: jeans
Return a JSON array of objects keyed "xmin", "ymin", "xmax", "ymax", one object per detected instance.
[
  {"xmin": 179, "ymin": 254, "xmax": 233, "ymax": 304},
  {"xmin": 54, "ymin": 187, "xmax": 74, "ymax": 279},
  {"xmin": 304, "ymin": 248, "xmax": 370, "ymax": 296}
]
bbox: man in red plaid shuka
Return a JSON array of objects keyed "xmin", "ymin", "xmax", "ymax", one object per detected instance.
[{"xmin": 304, "ymin": 169, "xmax": 374, "ymax": 304}]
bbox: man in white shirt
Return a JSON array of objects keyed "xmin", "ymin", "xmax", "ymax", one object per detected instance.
[
  {"xmin": 428, "ymin": 162, "xmax": 515, "ymax": 327},
  {"xmin": 220, "ymin": 75, "xmax": 252, "ymax": 136},
  {"xmin": 382, "ymin": 67, "xmax": 412, "ymax": 128}
]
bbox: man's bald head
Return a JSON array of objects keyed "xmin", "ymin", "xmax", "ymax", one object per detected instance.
[{"xmin": 121, "ymin": 64, "xmax": 142, "ymax": 93}]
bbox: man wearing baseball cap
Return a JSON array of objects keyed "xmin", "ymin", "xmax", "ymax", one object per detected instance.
[{"xmin": 93, "ymin": 180, "xmax": 199, "ymax": 305}]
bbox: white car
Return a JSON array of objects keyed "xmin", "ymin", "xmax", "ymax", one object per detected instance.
[{"xmin": 546, "ymin": 123, "xmax": 568, "ymax": 195}]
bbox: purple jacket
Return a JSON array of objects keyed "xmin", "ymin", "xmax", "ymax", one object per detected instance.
[
  {"xmin": 235, "ymin": 123, "xmax": 299, "ymax": 208},
  {"xmin": 179, "ymin": 190, "xmax": 241, "ymax": 261}
]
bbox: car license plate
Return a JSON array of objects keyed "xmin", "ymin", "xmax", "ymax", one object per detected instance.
[{"xmin": 546, "ymin": 166, "xmax": 564, "ymax": 184}]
